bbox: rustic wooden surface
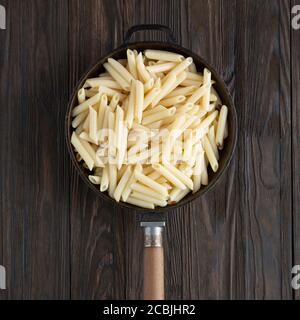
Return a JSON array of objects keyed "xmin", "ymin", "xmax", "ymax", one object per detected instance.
[{"xmin": 0, "ymin": 0, "xmax": 298, "ymax": 300}]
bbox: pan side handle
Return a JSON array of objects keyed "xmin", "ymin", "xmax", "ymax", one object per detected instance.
[
  {"xmin": 141, "ymin": 221, "xmax": 165, "ymax": 300},
  {"xmin": 123, "ymin": 24, "xmax": 176, "ymax": 45}
]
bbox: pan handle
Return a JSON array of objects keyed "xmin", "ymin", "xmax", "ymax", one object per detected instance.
[
  {"xmin": 124, "ymin": 24, "xmax": 176, "ymax": 44},
  {"xmin": 141, "ymin": 221, "xmax": 165, "ymax": 300}
]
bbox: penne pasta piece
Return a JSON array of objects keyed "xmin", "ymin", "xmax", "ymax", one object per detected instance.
[
  {"xmin": 117, "ymin": 165, "xmax": 127, "ymax": 182},
  {"xmin": 201, "ymin": 155, "xmax": 209, "ymax": 186},
  {"xmin": 130, "ymin": 191, "xmax": 168, "ymax": 207},
  {"xmin": 72, "ymin": 93, "xmax": 101, "ymax": 116},
  {"xmin": 71, "ymin": 132, "xmax": 94, "ymax": 171},
  {"xmin": 183, "ymin": 131, "xmax": 193, "ymax": 162},
  {"xmin": 72, "ymin": 110, "xmax": 88, "ymax": 128},
  {"xmin": 199, "ymin": 110, "xmax": 219, "ymax": 130},
  {"xmin": 142, "ymin": 106, "xmax": 176, "ymax": 125},
  {"xmin": 108, "ymin": 110, "xmax": 116, "ymax": 160},
  {"xmin": 151, "ymin": 73, "xmax": 177, "ymax": 107},
  {"xmin": 143, "ymin": 105, "xmax": 167, "ymax": 118},
  {"xmin": 114, "ymin": 166, "xmax": 132, "ymax": 202},
  {"xmin": 146, "ymin": 62, "xmax": 177, "ymax": 74},
  {"xmin": 135, "ymin": 170, "xmax": 168, "ymax": 197},
  {"xmin": 143, "ymin": 87, "xmax": 161, "ymax": 110},
  {"xmin": 144, "ymin": 78, "xmax": 154, "ymax": 93},
  {"xmin": 126, "ymin": 80, "xmax": 135, "ymax": 129},
  {"xmin": 152, "ymin": 163, "xmax": 186, "ymax": 190},
  {"xmin": 136, "ymin": 53, "xmax": 151, "ymax": 82},
  {"xmin": 98, "ymin": 85, "xmax": 125, "ymax": 100},
  {"xmin": 186, "ymin": 83, "xmax": 210, "ymax": 105},
  {"xmin": 164, "ymin": 72, "xmax": 187, "ymax": 97},
  {"xmin": 162, "ymin": 160, "xmax": 194, "ymax": 190},
  {"xmin": 203, "ymin": 136, "xmax": 218, "ymax": 172},
  {"xmin": 108, "ymin": 164, "xmax": 117, "ymax": 197},
  {"xmin": 202, "ymin": 68, "xmax": 212, "ymax": 111},
  {"xmin": 104, "ymin": 62, "xmax": 130, "ymax": 91},
  {"xmin": 78, "ymin": 88, "xmax": 86, "ymax": 104},
  {"xmin": 144, "ymin": 50, "xmax": 184, "ymax": 62},
  {"xmin": 169, "ymin": 57, "xmax": 193, "ymax": 77},
  {"xmin": 164, "ymin": 86, "xmax": 197, "ymax": 99},
  {"xmin": 208, "ymin": 126, "xmax": 219, "ymax": 160},
  {"xmin": 121, "ymin": 171, "xmax": 136, "ymax": 202},
  {"xmin": 85, "ymin": 78, "xmax": 122, "ymax": 90},
  {"xmin": 160, "ymin": 95, "xmax": 186, "ymax": 107},
  {"xmin": 125, "ymin": 196, "xmax": 155, "ymax": 209},
  {"xmin": 188, "ymin": 62, "xmax": 197, "ymax": 73},
  {"xmin": 81, "ymin": 139, "xmax": 104, "ymax": 168},
  {"xmin": 100, "ymin": 165, "xmax": 109, "ymax": 192},
  {"xmin": 216, "ymin": 105, "xmax": 228, "ymax": 149},
  {"xmin": 127, "ymin": 49, "xmax": 138, "ymax": 79},
  {"xmin": 186, "ymin": 72, "xmax": 203, "ymax": 82},
  {"xmin": 88, "ymin": 175, "xmax": 101, "ymax": 185},
  {"xmin": 89, "ymin": 106, "xmax": 98, "ymax": 144},
  {"xmin": 79, "ymin": 131, "xmax": 95, "ymax": 144},
  {"xmin": 98, "ymin": 94, "xmax": 108, "ymax": 131},
  {"xmin": 108, "ymin": 58, "xmax": 134, "ymax": 84},
  {"xmin": 109, "ymin": 94, "xmax": 120, "ymax": 112},
  {"xmin": 180, "ymin": 79, "xmax": 203, "ymax": 87},
  {"xmin": 130, "ymin": 182, "xmax": 168, "ymax": 201},
  {"xmin": 170, "ymin": 189, "xmax": 191, "ymax": 203},
  {"xmin": 115, "ymin": 106, "xmax": 124, "ymax": 169},
  {"xmin": 135, "ymin": 80, "xmax": 144, "ymax": 123}
]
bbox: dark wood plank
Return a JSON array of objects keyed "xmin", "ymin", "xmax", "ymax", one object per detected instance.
[
  {"xmin": 69, "ymin": 0, "xmax": 126, "ymax": 300},
  {"xmin": 0, "ymin": 0, "xmax": 70, "ymax": 299},
  {"xmin": 292, "ymin": 0, "xmax": 300, "ymax": 301},
  {"xmin": 233, "ymin": 0, "xmax": 292, "ymax": 299}
]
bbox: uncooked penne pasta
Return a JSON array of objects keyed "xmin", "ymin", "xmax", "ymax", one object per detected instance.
[
  {"xmin": 100, "ymin": 165, "xmax": 109, "ymax": 192},
  {"xmin": 146, "ymin": 62, "xmax": 177, "ymax": 74},
  {"xmin": 126, "ymin": 197, "xmax": 155, "ymax": 209},
  {"xmin": 89, "ymin": 106, "xmax": 98, "ymax": 144},
  {"xmin": 126, "ymin": 81, "xmax": 135, "ymax": 129},
  {"xmin": 114, "ymin": 166, "xmax": 132, "ymax": 202},
  {"xmin": 135, "ymin": 80, "xmax": 144, "ymax": 123},
  {"xmin": 144, "ymin": 50, "xmax": 184, "ymax": 62},
  {"xmin": 109, "ymin": 94, "xmax": 120, "ymax": 112},
  {"xmin": 71, "ymin": 132, "xmax": 94, "ymax": 171},
  {"xmin": 108, "ymin": 164, "xmax": 117, "ymax": 197},
  {"xmin": 130, "ymin": 182, "xmax": 167, "ymax": 201},
  {"xmin": 127, "ymin": 49, "xmax": 138, "ymax": 79},
  {"xmin": 78, "ymin": 88, "xmax": 86, "ymax": 104},
  {"xmin": 142, "ymin": 107, "xmax": 176, "ymax": 125},
  {"xmin": 104, "ymin": 62, "xmax": 130, "ymax": 91},
  {"xmin": 144, "ymin": 78, "xmax": 154, "ymax": 93},
  {"xmin": 151, "ymin": 73, "xmax": 177, "ymax": 107},
  {"xmin": 160, "ymin": 95, "xmax": 186, "ymax": 107},
  {"xmin": 72, "ymin": 93, "xmax": 101, "ymax": 116},
  {"xmin": 136, "ymin": 53, "xmax": 151, "ymax": 82},
  {"xmin": 165, "ymin": 86, "xmax": 197, "ymax": 99},
  {"xmin": 108, "ymin": 58, "xmax": 134, "ymax": 84},
  {"xmin": 135, "ymin": 170, "xmax": 168, "ymax": 197},
  {"xmin": 85, "ymin": 78, "xmax": 122, "ymax": 90},
  {"xmin": 216, "ymin": 105, "xmax": 228, "ymax": 149},
  {"xmin": 203, "ymin": 136, "xmax": 218, "ymax": 172},
  {"xmin": 70, "ymin": 49, "xmax": 229, "ymax": 209},
  {"xmin": 72, "ymin": 111, "xmax": 88, "ymax": 128}
]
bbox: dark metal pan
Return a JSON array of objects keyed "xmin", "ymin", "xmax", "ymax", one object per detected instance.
[{"xmin": 65, "ymin": 24, "xmax": 238, "ymax": 300}]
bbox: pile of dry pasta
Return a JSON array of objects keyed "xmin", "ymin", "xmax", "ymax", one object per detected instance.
[{"xmin": 71, "ymin": 49, "xmax": 228, "ymax": 209}]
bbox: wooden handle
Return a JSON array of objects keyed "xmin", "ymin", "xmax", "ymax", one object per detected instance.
[{"xmin": 143, "ymin": 247, "xmax": 164, "ymax": 300}]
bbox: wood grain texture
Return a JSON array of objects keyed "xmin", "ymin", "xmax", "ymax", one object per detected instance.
[
  {"xmin": 0, "ymin": 0, "xmax": 297, "ymax": 300},
  {"xmin": 0, "ymin": 0, "xmax": 70, "ymax": 299},
  {"xmin": 292, "ymin": 0, "xmax": 300, "ymax": 301}
]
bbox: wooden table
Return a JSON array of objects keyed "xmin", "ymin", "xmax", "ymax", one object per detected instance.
[{"xmin": 0, "ymin": 0, "xmax": 299, "ymax": 300}]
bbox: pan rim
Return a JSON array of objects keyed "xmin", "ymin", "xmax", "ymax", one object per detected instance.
[{"xmin": 65, "ymin": 41, "xmax": 238, "ymax": 214}]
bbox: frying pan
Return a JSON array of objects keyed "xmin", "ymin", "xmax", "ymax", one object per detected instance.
[{"xmin": 66, "ymin": 24, "xmax": 238, "ymax": 300}]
